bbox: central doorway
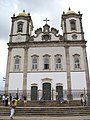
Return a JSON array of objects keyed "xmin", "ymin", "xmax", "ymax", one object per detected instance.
[{"xmin": 43, "ymin": 83, "xmax": 51, "ymax": 100}]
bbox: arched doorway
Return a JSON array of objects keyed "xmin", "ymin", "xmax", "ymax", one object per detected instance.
[
  {"xmin": 31, "ymin": 84, "xmax": 38, "ymax": 100},
  {"xmin": 56, "ymin": 83, "xmax": 63, "ymax": 100},
  {"xmin": 43, "ymin": 82, "xmax": 51, "ymax": 100}
]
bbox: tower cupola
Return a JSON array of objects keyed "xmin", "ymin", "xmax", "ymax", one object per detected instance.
[
  {"xmin": 61, "ymin": 8, "xmax": 84, "ymax": 41},
  {"xmin": 10, "ymin": 10, "xmax": 33, "ymax": 42}
]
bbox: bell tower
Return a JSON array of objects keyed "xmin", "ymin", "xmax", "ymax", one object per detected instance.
[
  {"xmin": 10, "ymin": 10, "xmax": 33, "ymax": 43},
  {"xmin": 61, "ymin": 8, "xmax": 90, "ymax": 100},
  {"xmin": 61, "ymin": 8, "xmax": 84, "ymax": 41},
  {"xmin": 5, "ymin": 10, "xmax": 33, "ymax": 93}
]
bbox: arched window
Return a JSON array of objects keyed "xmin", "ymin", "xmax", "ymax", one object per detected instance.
[
  {"xmin": 17, "ymin": 21, "xmax": 23, "ymax": 32},
  {"xmin": 14, "ymin": 55, "xmax": 21, "ymax": 71},
  {"xmin": 73, "ymin": 54, "xmax": 80, "ymax": 69},
  {"xmin": 55, "ymin": 54, "xmax": 62, "ymax": 70},
  {"xmin": 43, "ymin": 55, "xmax": 50, "ymax": 70},
  {"xmin": 32, "ymin": 55, "xmax": 38, "ymax": 70},
  {"xmin": 70, "ymin": 20, "xmax": 76, "ymax": 31}
]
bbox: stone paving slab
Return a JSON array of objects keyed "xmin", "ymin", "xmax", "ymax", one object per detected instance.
[{"xmin": 0, "ymin": 116, "xmax": 90, "ymax": 120}]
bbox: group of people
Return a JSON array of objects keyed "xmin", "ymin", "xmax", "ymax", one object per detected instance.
[
  {"xmin": 2, "ymin": 93, "xmax": 18, "ymax": 119},
  {"xmin": 2, "ymin": 93, "xmax": 18, "ymax": 106},
  {"xmin": 2, "ymin": 94, "xmax": 9, "ymax": 106},
  {"xmin": 80, "ymin": 93, "xmax": 88, "ymax": 106}
]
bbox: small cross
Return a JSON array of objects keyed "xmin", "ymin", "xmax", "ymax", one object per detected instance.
[{"xmin": 43, "ymin": 18, "xmax": 50, "ymax": 24}]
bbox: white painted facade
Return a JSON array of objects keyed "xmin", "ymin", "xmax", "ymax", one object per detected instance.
[{"xmin": 5, "ymin": 9, "xmax": 90, "ymax": 100}]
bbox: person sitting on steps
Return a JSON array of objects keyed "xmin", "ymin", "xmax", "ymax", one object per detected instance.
[{"xmin": 40, "ymin": 96, "xmax": 45, "ymax": 103}]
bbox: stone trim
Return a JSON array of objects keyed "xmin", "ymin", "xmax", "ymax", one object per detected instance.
[
  {"xmin": 7, "ymin": 40, "xmax": 86, "ymax": 49},
  {"xmin": 82, "ymin": 46, "xmax": 90, "ymax": 89},
  {"xmin": 79, "ymin": 17, "xmax": 84, "ymax": 40}
]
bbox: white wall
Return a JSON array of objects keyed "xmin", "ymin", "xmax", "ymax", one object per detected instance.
[
  {"xmin": 9, "ymin": 73, "xmax": 23, "ymax": 90},
  {"xmin": 27, "ymin": 72, "xmax": 67, "ymax": 90},
  {"xmin": 71, "ymin": 72, "xmax": 87, "ymax": 90}
]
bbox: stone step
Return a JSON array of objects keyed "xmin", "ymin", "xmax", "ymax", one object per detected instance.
[
  {"xmin": 0, "ymin": 106, "xmax": 90, "ymax": 117},
  {"xmin": 23, "ymin": 100, "xmax": 81, "ymax": 107},
  {"xmin": 0, "ymin": 100, "xmax": 81, "ymax": 107}
]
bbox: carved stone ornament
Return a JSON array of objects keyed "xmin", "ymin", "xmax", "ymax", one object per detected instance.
[
  {"xmin": 42, "ymin": 34, "xmax": 51, "ymax": 41},
  {"xmin": 72, "ymin": 34, "xmax": 77, "ymax": 39},
  {"xmin": 16, "ymin": 34, "xmax": 22, "ymax": 41}
]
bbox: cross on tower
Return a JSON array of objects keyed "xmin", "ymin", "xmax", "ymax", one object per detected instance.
[{"xmin": 43, "ymin": 18, "xmax": 50, "ymax": 24}]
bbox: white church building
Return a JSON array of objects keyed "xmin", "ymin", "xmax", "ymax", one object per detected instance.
[{"xmin": 5, "ymin": 8, "xmax": 90, "ymax": 100}]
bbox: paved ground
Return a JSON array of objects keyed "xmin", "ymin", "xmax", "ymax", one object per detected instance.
[{"xmin": 0, "ymin": 116, "xmax": 90, "ymax": 120}]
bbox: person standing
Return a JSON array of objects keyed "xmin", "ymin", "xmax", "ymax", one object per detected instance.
[
  {"xmin": 23, "ymin": 95, "xmax": 27, "ymax": 106},
  {"xmin": 10, "ymin": 100, "xmax": 16, "ymax": 119},
  {"xmin": 2, "ymin": 94, "xmax": 5, "ymax": 104},
  {"xmin": 5, "ymin": 95, "xmax": 9, "ymax": 106},
  {"xmin": 84, "ymin": 94, "xmax": 88, "ymax": 106},
  {"xmin": 15, "ymin": 93, "xmax": 19, "ymax": 100},
  {"xmin": 9, "ymin": 93, "xmax": 12, "ymax": 102},
  {"xmin": 80, "ymin": 94, "xmax": 84, "ymax": 106}
]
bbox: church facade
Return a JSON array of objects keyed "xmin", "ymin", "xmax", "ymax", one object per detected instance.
[{"xmin": 5, "ymin": 9, "xmax": 90, "ymax": 100}]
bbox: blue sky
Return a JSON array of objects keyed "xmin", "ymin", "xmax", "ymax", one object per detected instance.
[{"xmin": 0, "ymin": 0, "xmax": 90, "ymax": 89}]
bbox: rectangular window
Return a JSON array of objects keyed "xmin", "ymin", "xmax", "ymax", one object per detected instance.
[{"xmin": 14, "ymin": 55, "xmax": 21, "ymax": 72}]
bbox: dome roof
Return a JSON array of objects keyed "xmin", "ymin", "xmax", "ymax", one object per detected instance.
[
  {"xmin": 17, "ymin": 10, "xmax": 28, "ymax": 16},
  {"xmin": 66, "ymin": 8, "xmax": 76, "ymax": 14}
]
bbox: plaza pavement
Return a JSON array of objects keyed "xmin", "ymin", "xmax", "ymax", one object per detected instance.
[{"xmin": 0, "ymin": 116, "xmax": 90, "ymax": 120}]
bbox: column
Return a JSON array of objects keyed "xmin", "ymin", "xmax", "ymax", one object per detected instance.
[
  {"xmin": 65, "ymin": 46, "xmax": 72, "ymax": 100},
  {"xmin": 23, "ymin": 47, "xmax": 28, "ymax": 96}
]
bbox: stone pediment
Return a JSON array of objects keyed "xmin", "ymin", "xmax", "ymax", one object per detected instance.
[{"xmin": 32, "ymin": 24, "xmax": 64, "ymax": 42}]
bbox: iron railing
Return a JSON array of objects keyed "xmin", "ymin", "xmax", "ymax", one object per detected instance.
[{"xmin": 0, "ymin": 89, "xmax": 88, "ymax": 101}]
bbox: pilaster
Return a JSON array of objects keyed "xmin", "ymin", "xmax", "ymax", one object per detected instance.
[
  {"xmin": 87, "ymin": 81, "xmax": 90, "ymax": 106},
  {"xmin": 82, "ymin": 46, "xmax": 90, "ymax": 94},
  {"xmin": 23, "ymin": 47, "xmax": 28, "ymax": 96},
  {"xmin": 65, "ymin": 46, "xmax": 72, "ymax": 100},
  {"xmin": 10, "ymin": 19, "xmax": 14, "ymax": 42},
  {"xmin": 5, "ymin": 48, "xmax": 12, "ymax": 94}
]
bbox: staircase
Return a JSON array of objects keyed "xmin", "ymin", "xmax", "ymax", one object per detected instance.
[
  {"xmin": 0, "ymin": 106, "xmax": 90, "ymax": 117},
  {"xmin": 0, "ymin": 100, "xmax": 90, "ymax": 117},
  {"xmin": 0, "ymin": 99, "xmax": 82, "ymax": 107},
  {"xmin": 16, "ymin": 100, "xmax": 82, "ymax": 107}
]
